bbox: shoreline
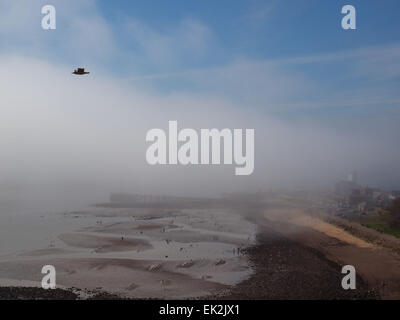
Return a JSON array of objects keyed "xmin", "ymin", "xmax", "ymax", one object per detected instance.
[
  {"xmin": 1, "ymin": 200, "xmax": 400, "ymax": 300},
  {"xmin": 0, "ymin": 220, "xmax": 379, "ymax": 300},
  {"xmin": 0, "ymin": 207, "xmax": 255, "ymax": 300},
  {"xmin": 221, "ymin": 213, "xmax": 379, "ymax": 299},
  {"xmin": 253, "ymin": 203, "xmax": 400, "ymax": 299}
]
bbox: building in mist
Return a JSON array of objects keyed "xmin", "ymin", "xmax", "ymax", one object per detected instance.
[
  {"xmin": 335, "ymin": 171, "xmax": 359, "ymax": 196},
  {"xmin": 347, "ymin": 170, "xmax": 357, "ymax": 184}
]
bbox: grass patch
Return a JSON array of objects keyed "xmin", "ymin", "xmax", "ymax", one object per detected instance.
[{"xmin": 360, "ymin": 214, "xmax": 400, "ymax": 238}]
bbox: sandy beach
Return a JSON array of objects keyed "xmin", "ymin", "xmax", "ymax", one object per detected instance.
[
  {"xmin": 0, "ymin": 206, "xmax": 256, "ymax": 299},
  {"xmin": 1, "ymin": 195, "xmax": 400, "ymax": 300}
]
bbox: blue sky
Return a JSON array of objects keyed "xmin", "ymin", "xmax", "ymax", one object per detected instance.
[
  {"xmin": 1, "ymin": 0, "xmax": 400, "ymax": 134},
  {"xmin": 98, "ymin": 0, "xmax": 400, "ymax": 59},
  {"xmin": 93, "ymin": 0, "xmax": 400, "ymax": 84},
  {"xmin": 94, "ymin": 1, "xmax": 400, "ymax": 124},
  {"xmin": 1, "ymin": 1, "xmax": 400, "ymax": 88},
  {"xmin": 2, "ymin": 1, "xmax": 399, "ymax": 72}
]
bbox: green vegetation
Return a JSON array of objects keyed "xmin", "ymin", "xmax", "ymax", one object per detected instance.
[{"xmin": 361, "ymin": 210, "xmax": 400, "ymax": 239}]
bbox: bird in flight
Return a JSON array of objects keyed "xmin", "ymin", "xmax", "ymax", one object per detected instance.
[{"xmin": 72, "ymin": 68, "xmax": 90, "ymax": 75}]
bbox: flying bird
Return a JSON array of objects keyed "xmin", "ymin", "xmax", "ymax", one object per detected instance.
[{"xmin": 72, "ymin": 68, "xmax": 90, "ymax": 75}]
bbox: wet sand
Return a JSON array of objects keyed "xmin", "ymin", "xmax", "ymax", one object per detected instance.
[{"xmin": 0, "ymin": 207, "xmax": 255, "ymax": 299}]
